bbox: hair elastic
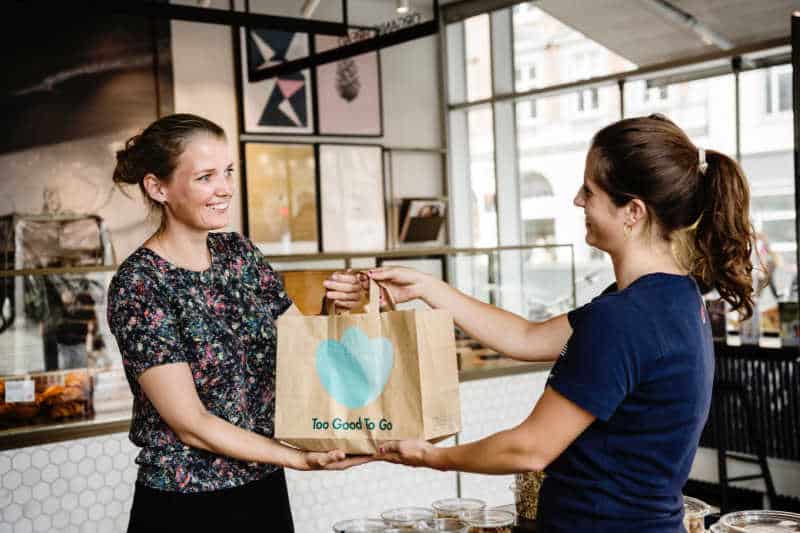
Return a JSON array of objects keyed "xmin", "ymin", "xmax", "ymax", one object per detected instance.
[{"xmin": 698, "ymin": 147, "xmax": 708, "ymax": 175}]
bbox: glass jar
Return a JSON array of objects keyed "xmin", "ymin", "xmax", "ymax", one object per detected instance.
[
  {"xmin": 460, "ymin": 509, "xmax": 516, "ymax": 533},
  {"xmin": 719, "ymin": 510, "xmax": 800, "ymax": 532},
  {"xmin": 381, "ymin": 508, "xmax": 436, "ymax": 529},
  {"xmin": 431, "ymin": 498, "xmax": 486, "ymax": 519},
  {"xmin": 423, "ymin": 518, "xmax": 469, "ymax": 532},
  {"xmin": 683, "ymin": 495, "xmax": 711, "ymax": 533},
  {"xmin": 511, "ymin": 471, "xmax": 545, "ymax": 520},
  {"xmin": 332, "ymin": 518, "xmax": 387, "ymax": 532}
]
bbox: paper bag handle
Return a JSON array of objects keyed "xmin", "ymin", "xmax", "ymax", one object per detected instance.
[{"xmin": 366, "ymin": 278, "xmax": 397, "ymax": 314}]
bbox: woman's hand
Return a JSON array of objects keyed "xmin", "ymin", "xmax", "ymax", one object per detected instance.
[
  {"xmin": 323, "ymin": 270, "xmax": 367, "ymax": 311},
  {"xmin": 375, "ymin": 439, "xmax": 437, "ymax": 468},
  {"xmin": 366, "ymin": 266, "xmax": 434, "ymax": 306},
  {"xmin": 299, "ymin": 450, "xmax": 375, "ymax": 470}
]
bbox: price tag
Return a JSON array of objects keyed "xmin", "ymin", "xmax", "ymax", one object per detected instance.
[{"xmin": 5, "ymin": 379, "xmax": 35, "ymax": 403}]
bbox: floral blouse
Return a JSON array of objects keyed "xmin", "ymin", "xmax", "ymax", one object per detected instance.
[{"xmin": 107, "ymin": 232, "xmax": 293, "ymax": 493}]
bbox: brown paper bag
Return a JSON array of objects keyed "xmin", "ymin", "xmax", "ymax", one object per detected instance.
[{"xmin": 275, "ymin": 280, "xmax": 460, "ymax": 454}]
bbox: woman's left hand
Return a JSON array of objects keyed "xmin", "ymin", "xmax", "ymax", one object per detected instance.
[
  {"xmin": 375, "ymin": 440, "xmax": 435, "ymax": 468},
  {"xmin": 301, "ymin": 449, "xmax": 375, "ymax": 470},
  {"xmin": 322, "ymin": 270, "xmax": 367, "ymax": 311}
]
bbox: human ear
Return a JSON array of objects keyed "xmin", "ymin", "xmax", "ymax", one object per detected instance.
[
  {"xmin": 627, "ymin": 198, "xmax": 647, "ymax": 226},
  {"xmin": 142, "ymin": 173, "xmax": 167, "ymax": 204}
]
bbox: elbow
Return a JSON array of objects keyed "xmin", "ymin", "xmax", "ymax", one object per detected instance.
[{"xmin": 171, "ymin": 410, "xmax": 211, "ymax": 450}]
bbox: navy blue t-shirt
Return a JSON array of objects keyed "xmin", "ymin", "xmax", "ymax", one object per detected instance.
[{"xmin": 538, "ymin": 273, "xmax": 714, "ymax": 532}]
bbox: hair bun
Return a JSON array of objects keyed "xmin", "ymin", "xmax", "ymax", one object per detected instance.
[{"xmin": 112, "ymin": 135, "xmax": 141, "ymax": 185}]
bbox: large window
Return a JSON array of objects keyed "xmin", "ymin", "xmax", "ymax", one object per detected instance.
[{"xmin": 447, "ymin": 3, "xmax": 796, "ymax": 313}]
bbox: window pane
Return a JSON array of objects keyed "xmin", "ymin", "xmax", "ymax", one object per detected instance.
[
  {"xmin": 512, "ymin": 2, "xmax": 634, "ymax": 92},
  {"xmin": 623, "ymin": 75, "xmax": 736, "ymax": 156},
  {"xmin": 741, "ymin": 65, "xmax": 796, "ymax": 302},
  {"xmin": 516, "ymin": 86, "xmax": 620, "ymax": 305},
  {"xmin": 468, "ymin": 106, "xmax": 497, "ymax": 247},
  {"xmin": 464, "ymin": 14, "xmax": 492, "ymax": 102}
]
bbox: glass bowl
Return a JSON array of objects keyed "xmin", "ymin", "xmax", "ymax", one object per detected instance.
[
  {"xmin": 460, "ymin": 509, "xmax": 516, "ymax": 532},
  {"xmin": 423, "ymin": 518, "xmax": 469, "ymax": 532},
  {"xmin": 720, "ymin": 510, "xmax": 800, "ymax": 532},
  {"xmin": 381, "ymin": 507, "xmax": 436, "ymax": 529},
  {"xmin": 683, "ymin": 495, "xmax": 712, "ymax": 533},
  {"xmin": 431, "ymin": 498, "xmax": 486, "ymax": 519},
  {"xmin": 332, "ymin": 518, "xmax": 388, "ymax": 532}
]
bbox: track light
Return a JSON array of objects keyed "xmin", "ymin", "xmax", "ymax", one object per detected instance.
[
  {"xmin": 301, "ymin": 0, "xmax": 320, "ymax": 18},
  {"xmin": 396, "ymin": 0, "xmax": 410, "ymax": 14}
]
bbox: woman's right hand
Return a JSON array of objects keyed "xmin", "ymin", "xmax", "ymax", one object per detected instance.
[
  {"xmin": 300, "ymin": 450, "xmax": 374, "ymax": 471},
  {"xmin": 366, "ymin": 266, "xmax": 434, "ymax": 306}
]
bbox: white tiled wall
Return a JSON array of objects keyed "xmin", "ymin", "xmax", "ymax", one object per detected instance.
[{"xmin": 0, "ymin": 370, "xmax": 550, "ymax": 533}]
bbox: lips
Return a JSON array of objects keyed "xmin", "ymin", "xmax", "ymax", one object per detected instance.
[{"xmin": 207, "ymin": 203, "xmax": 229, "ymax": 212}]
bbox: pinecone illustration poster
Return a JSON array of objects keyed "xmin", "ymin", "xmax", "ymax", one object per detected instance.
[{"xmin": 315, "ymin": 30, "xmax": 382, "ymax": 136}]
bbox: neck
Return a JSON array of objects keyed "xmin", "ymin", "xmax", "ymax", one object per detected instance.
[
  {"xmin": 148, "ymin": 220, "xmax": 211, "ymax": 271},
  {"xmin": 610, "ymin": 238, "xmax": 685, "ymax": 290}
]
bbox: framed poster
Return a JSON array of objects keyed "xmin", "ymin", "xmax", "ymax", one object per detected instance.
[
  {"xmin": 243, "ymin": 143, "xmax": 318, "ymax": 254},
  {"xmin": 319, "ymin": 144, "xmax": 385, "ymax": 252},
  {"xmin": 240, "ymin": 28, "xmax": 314, "ymax": 134},
  {"xmin": 314, "ymin": 29, "xmax": 382, "ymax": 136}
]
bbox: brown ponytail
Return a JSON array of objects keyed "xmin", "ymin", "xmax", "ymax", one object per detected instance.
[
  {"xmin": 692, "ymin": 151, "xmax": 755, "ymax": 318},
  {"xmin": 591, "ymin": 114, "xmax": 755, "ymax": 318}
]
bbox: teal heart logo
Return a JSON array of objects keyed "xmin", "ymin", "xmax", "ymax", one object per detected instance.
[{"xmin": 315, "ymin": 327, "xmax": 394, "ymax": 409}]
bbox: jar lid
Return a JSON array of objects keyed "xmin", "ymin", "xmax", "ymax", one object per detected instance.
[
  {"xmin": 431, "ymin": 498, "xmax": 486, "ymax": 513},
  {"xmin": 684, "ymin": 495, "xmax": 712, "ymax": 518},
  {"xmin": 380, "ymin": 507, "xmax": 435, "ymax": 526},
  {"xmin": 720, "ymin": 510, "xmax": 800, "ymax": 532},
  {"xmin": 331, "ymin": 518, "xmax": 386, "ymax": 532}
]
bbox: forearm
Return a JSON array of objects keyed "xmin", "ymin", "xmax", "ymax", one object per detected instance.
[
  {"xmin": 423, "ymin": 280, "xmax": 559, "ymax": 361},
  {"xmin": 179, "ymin": 411, "xmax": 306, "ymax": 469},
  {"xmin": 426, "ymin": 428, "xmax": 545, "ymax": 475}
]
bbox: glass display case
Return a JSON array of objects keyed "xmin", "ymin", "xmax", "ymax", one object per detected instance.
[{"xmin": 0, "ymin": 243, "xmax": 574, "ymax": 449}]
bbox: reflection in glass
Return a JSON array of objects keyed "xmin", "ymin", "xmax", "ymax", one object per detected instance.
[
  {"xmin": 464, "ymin": 14, "xmax": 492, "ymax": 102},
  {"xmin": 467, "ymin": 106, "xmax": 497, "ymax": 248}
]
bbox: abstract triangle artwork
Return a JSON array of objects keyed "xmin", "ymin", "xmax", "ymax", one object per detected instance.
[{"xmin": 240, "ymin": 28, "xmax": 314, "ymax": 134}]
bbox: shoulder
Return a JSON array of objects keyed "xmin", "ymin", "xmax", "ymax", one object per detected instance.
[{"xmin": 109, "ymin": 248, "xmax": 168, "ymax": 304}]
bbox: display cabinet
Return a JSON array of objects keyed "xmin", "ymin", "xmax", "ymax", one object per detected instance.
[{"xmin": 0, "ymin": 243, "xmax": 572, "ymax": 449}]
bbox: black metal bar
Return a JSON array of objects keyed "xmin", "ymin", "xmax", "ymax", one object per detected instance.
[
  {"xmin": 30, "ymin": 1, "xmax": 348, "ymax": 36},
  {"xmin": 794, "ymin": 13, "xmax": 800, "ymax": 304},
  {"xmin": 727, "ymin": 474, "xmax": 768, "ymax": 482},
  {"xmin": 250, "ymin": 19, "xmax": 440, "ymax": 80}
]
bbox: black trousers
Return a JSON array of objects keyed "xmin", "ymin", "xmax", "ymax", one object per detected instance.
[{"xmin": 127, "ymin": 468, "xmax": 294, "ymax": 533}]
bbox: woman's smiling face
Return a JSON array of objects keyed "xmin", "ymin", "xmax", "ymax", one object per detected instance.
[
  {"xmin": 159, "ymin": 134, "xmax": 235, "ymax": 231},
  {"xmin": 573, "ymin": 148, "xmax": 628, "ymax": 254}
]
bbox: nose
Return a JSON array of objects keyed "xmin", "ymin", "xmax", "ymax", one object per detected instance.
[
  {"xmin": 217, "ymin": 176, "xmax": 234, "ymax": 197},
  {"xmin": 573, "ymin": 190, "xmax": 584, "ymax": 208}
]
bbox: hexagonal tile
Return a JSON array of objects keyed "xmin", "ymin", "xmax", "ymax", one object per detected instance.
[
  {"xmin": 87, "ymin": 472, "xmax": 104, "ymax": 491},
  {"xmin": 79, "ymin": 490, "xmax": 96, "ymax": 508},
  {"xmin": 78, "ymin": 457, "xmax": 95, "ymax": 477},
  {"xmin": 89, "ymin": 502, "xmax": 105, "ymax": 521},
  {"xmin": 96, "ymin": 455, "xmax": 113, "ymax": 474},
  {"xmin": 0, "ymin": 488, "xmax": 10, "ymax": 508},
  {"xmin": 61, "ymin": 492, "xmax": 78, "ymax": 511},
  {"xmin": 30, "ymin": 449, "xmax": 49, "ymax": 470},
  {"xmin": 13, "ymin": 485, "xmax": 31, "ymax": 505},
  {"xmin": 42, "ymin": 495, "xmax": 60, "ymax": 516},
  {"xmin": 22, "ymin": 467, "xmax": 41, "ymax": 487},
  {"xmin": 86, "ymin": 440, "xmax": 103, "ymax": 458},
  {"xmin": 103, "ymin": 439, "xmax": 121, "ymax": 455},
  {"xmin": 0, "ymin": 523, "xmax": 12, "ymax": 533},
  {"xmin": 4, "ymin": 502, "xmax": 23, "ymax": 525},
  {"xmin": 68, "ymin": 444, "xmax": 86, "ymax": 463},
  {"xmin": 32, "ymin": 515, "xmax": 51, "ymax": 533},
  {"xmin": 41, "ymin": 464, "xmax": 58, "ymax": 483},
  {"xmin": 50, "ymin": 446, "xmax": 68, "ymax": 465},
  {"xmin": 3, "ymin": 470, "xmax": 21, "ymax": 491},
  {"xmin": 113, "ymin": 453, "xmax": 129, "ymax": 471},
  {"xmin": 0, "ymin": 455, "xmax": 11, "ymax": 475},
  {"xmin": 51, "ymin": 478, "xmax": 68, "ymax": 497},
  {"xmin": 52, "ymin": 510, "xmax": 70, "ymax": 529},
  {"xmin": 115, "ymin": 513, "xmax": 129, "ymax": 532},
  {"xmin": 113, "ymin": 484, "xmax": 130, "ymax": 502},
  {"xmin": 79, "ymin": 520, "xmax": 98, "ymax": 533},
  {"xmin": 98, "ymin": 518, "xmax": 115, "ymax": 532},
  {"xmin": 70, "ymin": 507, "xmax": 88, "ymax": 526},
  {"xmin": 59, "ymin": 461, "xmax": 78, "ymax": 479},
  {"xmin": 31, "ymin": 481, "xmax": 49, "ymax": 501},
  {"xmin": 105, "ymin": 469, "xmax": 121, "ymax": 487},
  {"xmin": 122, "ymin": 467, "xmax": 137, "ymax": 484},
  {"xmin": 69, "ymin": 476, "xmax": 87, "ymax": 494},
  {"xmin": 14, "ymin": 518, "xmax": 32, "ymax": 533},
  {"xmin": 97, "ymin": 486, "xmax": 114, "ymax": 505},
  {"xmin": 22, "ymin": 499, "xmax": 41, "ymax": 519},
  {"xmin": 107, "ymin": 500, "xmax": 122, "ymax": 518},
  {"xmin": 12, "ymin": 451, "xmax": 31, "ymax": 471}
]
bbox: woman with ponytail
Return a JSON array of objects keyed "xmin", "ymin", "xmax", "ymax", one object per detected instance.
[{"xmin": 327, "ymin": 114, "xmax": 755, "ymax": 531}]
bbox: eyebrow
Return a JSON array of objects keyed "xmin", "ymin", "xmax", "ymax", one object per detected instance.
[{"xmin": 194, "ymin": 163, "xmax": 234, "ymax": 176}]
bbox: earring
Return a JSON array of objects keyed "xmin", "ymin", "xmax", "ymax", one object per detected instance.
[{"xmin": 623, "ymin": 224, "xmax": 632, "ymax": 238}]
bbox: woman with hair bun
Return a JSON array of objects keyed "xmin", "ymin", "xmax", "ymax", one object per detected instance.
[
  {"xmin": 107, "ymin": 114, "xmax": 362, "ymax": 533},
  {"xmin": 327, "ymin": 114, "xmax": 755, "ymax": 532}
]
